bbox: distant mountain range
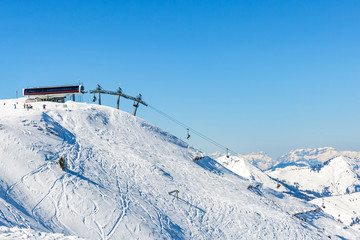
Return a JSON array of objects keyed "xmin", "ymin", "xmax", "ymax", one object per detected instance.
[
  {"xmin": 216, "ymin": 148, "xmax": 360, "ymax": 198},
  {"xmin": 221, "ymin": 147, "xmax": 360, "ymax": 171},
  {"xmin": 216, "ymin": 149, "xmax": 360, "ymax": 232}
]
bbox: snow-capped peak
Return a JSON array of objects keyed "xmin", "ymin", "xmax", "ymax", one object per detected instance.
[
  {"xmin": 268, "ymin": 156, "xmax": 360, "ymax": 197},
  {"xmin": 273, "ymin": 147, "xmax": 360, "ymax": 170}
]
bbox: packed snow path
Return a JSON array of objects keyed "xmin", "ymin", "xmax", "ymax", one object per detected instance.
[{"xmin": 0, "ymin": 99, "xmax": 359, "ymax": 239}]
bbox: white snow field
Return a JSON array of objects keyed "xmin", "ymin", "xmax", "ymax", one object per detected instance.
[
  {"xmin": 216, "ymin": 155, "xmax": 287, "ymax": 192},
  {"xmin": 268, "ymin": 156, "xmax": 360, "ymax": 197},
  {"xmin": 0, "ymin": 226, "xmax": 83, "ymax": 240},
  {"xmin": 214, "ymin": 152, "xmax": 277, "ymax": 171},
  {"xmin": 311, "ymin": 192, "xmax": 360, "ymax": 232},
  {"xmin": 0, "ymin": 98, "xmax": 359, "ymax": 239}
]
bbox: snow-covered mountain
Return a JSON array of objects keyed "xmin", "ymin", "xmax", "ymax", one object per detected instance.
[
  {"xmin": 273, "ymin": 147, "xmax": 360, "ymax": 170},
  {"xmin": 268, "ymin": 156, "xmax": 360, "ymax": 198},
  {"xmin": 234, "ymin": 152, "xmax": 278, "ymax": 171},
  {"xmin": 0, "ymin": 98, "xmax": 359, "ymax": 239},
  {"xmin": 311, "ymin": 192, "xmax": 360, "ymax": 232},
  {"xmin": 216, "ymin": 155, "xmax": 287, "ymax": 191},
  {"xmin": 218, "ymin": 147, "xmax": 360, "ymax": 171}
]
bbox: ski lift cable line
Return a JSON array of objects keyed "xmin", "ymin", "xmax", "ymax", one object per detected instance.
[
  {"xmin": 322, "ymin": 198, "xmax": 356, "ymax": 216},
  {"xmin": 148, "ymin": 104, "xmax": 232, "ymax": 153},
  {"xmin": 148, "ymin": 105, "xmax": 238, "ymax": 155},
  {"xmin": 148, "ymin": 105, "xmax": 225, "ymax": 148}
]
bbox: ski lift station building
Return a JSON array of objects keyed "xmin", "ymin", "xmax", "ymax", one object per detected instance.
[{"xmin": 23, "ymin": 85, "xmax": 85, "ymax": 102}]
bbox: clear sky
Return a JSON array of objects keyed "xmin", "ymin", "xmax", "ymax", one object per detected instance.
[{"xmin": 1, "ymin": 0, "xmax": 360, "ymax": 158}]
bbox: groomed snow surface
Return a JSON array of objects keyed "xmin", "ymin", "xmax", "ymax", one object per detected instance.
[{"xmin": 0, "ymin": 98, "xmax": 359, "ymax": 239}]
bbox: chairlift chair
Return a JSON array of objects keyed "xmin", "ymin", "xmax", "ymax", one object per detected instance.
[{"xmin": 186, "ymin": 128, "xmax": 191, "ymax": 139}]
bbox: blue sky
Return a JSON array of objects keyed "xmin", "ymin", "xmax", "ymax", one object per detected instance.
[{"xmin": 1, "ymin": 0, "xmax": 360, "ymax": 158}]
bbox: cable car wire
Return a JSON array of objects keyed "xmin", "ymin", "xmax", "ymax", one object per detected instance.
[{"xmin": 148, "ymin": 105, "xmax": 238, "ymax": 155}]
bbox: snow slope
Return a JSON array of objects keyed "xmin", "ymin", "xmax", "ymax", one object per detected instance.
[
  {"xmin": 0, "ymin": 98, "xmax": 359, "ymax": 239},
  {"xmin": 211, "ymin": 151, "xmax": 278, "ymax": 170},
  {"xmin": 216, "ymin": 155, "xmax": 287, "ymax": 192},
  {"xmin": 268, "ymin": 156, "xmax": 360, "ymax": 197},
  {"xmin": 311, "ymin": 193, "xmax": 360, "ymax": 232},
  {"xmin": 0, "ymin": 226, "xmax": 83, "ymax": 240}
]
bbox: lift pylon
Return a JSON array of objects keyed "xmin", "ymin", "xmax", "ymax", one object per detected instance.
[
  {"xmin": 133, "ymin": 94, "xmax": 147, "ymax": 116},
  {"xmin": 89, "ymin": 84, "xmax": 106, "ymax": 105},
  {"xmin": 89, "ymin": 85, "xmax": 148, "ymax": 116},
  {"xmin": 116, "ymin": 87, "xmax": 122, "ymax": 109}
]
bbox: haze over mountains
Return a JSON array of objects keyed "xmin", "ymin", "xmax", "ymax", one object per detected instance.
[{"xmin": 0, "ymin": 98, "xmax": 359, "ymax": 239}]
